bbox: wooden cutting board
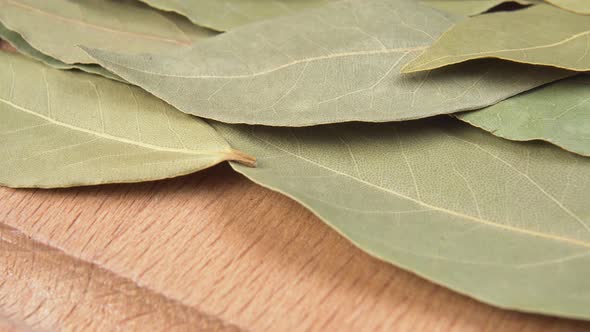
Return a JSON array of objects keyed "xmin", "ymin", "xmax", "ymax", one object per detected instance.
[{"xmin": 0, "ymin": 164, "xmax": 588, "ymax": 331}]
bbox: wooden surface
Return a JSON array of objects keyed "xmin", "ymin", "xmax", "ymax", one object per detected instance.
[{"xmin": 0, "ymin": 164, "xmax": 589, "ymax": 332}]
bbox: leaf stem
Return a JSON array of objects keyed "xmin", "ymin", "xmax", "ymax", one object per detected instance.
[{"xmin": 225, "ymin": 149, "xmax": 257, "ymax": 168}]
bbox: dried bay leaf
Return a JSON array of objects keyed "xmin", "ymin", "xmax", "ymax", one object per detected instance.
[
  {"xmin": 0, "ymin": 22, "xmax": 123, "ymax": 82},
  {"xmin": 85, "ymin": 0, "xmax": 568, "ymax": 126},
  {"xmin": 546, "ymin": 0, "xmax": 590, "ymax": 14},
  {"xmin": 459, "ymin": 76, "xmax": 590, "ymax": 156},
  {"xmin": 138, "ymin": 0, "xmax": 332, "ymax": 32},
  {"xmin": 214, "ymin": 117, "xmax": 590, "ymax": 320},
  {"xmin": 0, "ymin": 52, "xmax": 254, "ymax": 188},
  {"xmin": 404, "ymin": 3, "xmax": 590, "ymax": 72},
  {"xmin": 424, "ymin": 0, "xmax": 537, "ymax": 16},
  {"xmin": 0, "ymin": 0, "xmax": 215, "ymax": 65}
]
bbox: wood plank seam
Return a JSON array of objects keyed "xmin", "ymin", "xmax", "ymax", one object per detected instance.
[{"xmin": 0, "ymin": 222, "xmax": 244, "ymax": 331}]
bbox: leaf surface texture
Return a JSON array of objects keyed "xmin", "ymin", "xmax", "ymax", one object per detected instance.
[
  {"xmin": 85, "ymin": 0, "xmax": 568, "ymax": 126},
  {"xmin": 404, "ymin": 3, "xmax": 590, "ymax": 72},
  {"xmin": 459, "ymin": 76, "xmax": 590, "ymax": 156},
  {"xmin": 214, "ymin": 117, "xmax": 590, "ymax": 320},
  {"xmin": 0, "ymin": 22, "xmax": 122, "ymax": 81},
  {"xmin": 0, "ymin": 52, "xmax": 252, "ymax": 188},
  {"xmin": 545, "ymin": 0, "xmax": 590, "ymax": 14},
  {"xmin": 138, "ymin": 0, "xmax": 332, "ymax": 31},
  {"xmin": 0, "ymin": 0, "xmax": 215, "ymax": 64}
]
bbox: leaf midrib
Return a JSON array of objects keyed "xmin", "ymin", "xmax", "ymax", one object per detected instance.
[
  {"xmin": 0, "ymin": 97, "xmax": 228, "ymax": 158},
  {"xmin": 249, "ymin": 131, "xmax": 590, "ymax": 250},
  {"xmin": 87, "ymin": 45, "xmax": 428, "ymax": 79},
  {"xmin": 406, "ymin": 24, "xmax": 590, "ymax": 70}
]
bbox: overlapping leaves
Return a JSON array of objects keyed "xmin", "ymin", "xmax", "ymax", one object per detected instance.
[
  {"xmin": 0, "ymin": 0, "xmax": 215, "ymax": 64},
  {"xmin": 424, "ymin": 0, "xmax": 538, "ymax": 16},
  {"xmin": 0, "ymin": 21, "xmax": 121, "ymax": 81},
  {"xmin": 215, "ymin": 117, "xmax": 590, "ymax": 320},
  {"xmin": 1, "ymin": 0, "xmax": 589, "ymax": 323},
  {"xmin": 404, "ymin": 3, "xmax": 590, "ymax": 72},
  {"xmin": 459, "ymin": 76, "xmax": 590, "ymax": 156},
  {"xmin": 546, "ymin": 0, "xmax": 590, "ymax": 14},
  {"xmin": 86, "ymin": 0, "xmax": 567, "ymax": 126}
]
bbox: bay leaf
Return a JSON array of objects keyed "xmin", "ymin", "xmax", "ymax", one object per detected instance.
[
  {"xmin": 546, "ymin": 0, "xmax": 590, "ymax": 14},
  {"xmin": 0, "ymin": 22, "xmax": 123, "ymax": 82},
  {"xmin": 403, "ymin": 3, "xmax": 590, "ymax": 72},
  {"xmin": 0, "ymin": 52, "xmax": 254, "ymax": 188},
  {"xmin": 85, "ymin": 0, "xmax": 568, "ymax": 126},
  {"xmin": 0, "ymin": 0, "xmax": 215, "ymax": 65},
  {"xmin": 214, "ymin": 117, "xmax": 590, "ymax": 320},
  {"xmin": 424, "ymin": 0, "xmax": 537, "ymax": 16},
  {"xmin": 138, "ymin": 0, "xmax": 332, "ymax": 32},
  {"xmin": 459, "ymin": 76, "xmax": 590, "ymax": 156}
]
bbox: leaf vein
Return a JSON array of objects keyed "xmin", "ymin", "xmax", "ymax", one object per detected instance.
[
  {"xmin": 0, "ymin": 97, "xmax": 227, "ymax": 158},
  {"xmin": 88, "ymin": 45, "xmax": 428, "ymax": 79},
  {"xmin": 251, "ymin": 132, "xmax": 590, "ymax": 249}
]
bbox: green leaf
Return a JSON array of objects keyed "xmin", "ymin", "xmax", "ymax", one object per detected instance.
[
  {"xmin": 0, "ymin": 0, "xmax": 215, "ymax": 65},
  {"xmin": 0, "ymin": 22, "xmax": 123, "ymax": 81},
  {"xmin": 404, "ymin": 3, "xmax": 590, "ymax": 72},
  {"xmin": 458, "ymin": 76, "xmax": 590, "ymax": 157},
  {"xmin": 424, "ymin": 0, "xmax": 537, "ymax": 16},
  {"xmin": 85, "ymin": 0, "xmax": 568, "ymax": 126},
  {"xmin": 214, "ymin": 117, "xmax": 590, "ymax": 320},
  {"xmin": 0, "ymin": 52, "xmax": 254, "ymax": 188},
  {"xmin": 138, "ymin": 0, "xmax": 332, "ymax": 32},
  {"xmin": 546, "ymin": 0, "xmax": 590, "ymax": 14}
]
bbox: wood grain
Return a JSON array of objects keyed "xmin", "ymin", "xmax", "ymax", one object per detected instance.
[
  {"xmin": 0, "ymin": 223, "xmax": 239, "ymax": 331},
  {"xmin": 0, "ymin": 164, "xmax": 588, "ymax": 331},
  {"xmin": 0, "ymin": 314, "xmax": 30, "ymax": 332}
]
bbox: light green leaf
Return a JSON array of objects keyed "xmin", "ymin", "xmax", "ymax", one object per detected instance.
[
  {"xmin": 424, "ymin": 0, "xmax": 537, "ymax": 16},
  {"xmin": 0, "ymin": 52, "xmax": 254, "ymax": 188},
  {"xmin": 404, "ymin": 3, "xmax": 590, "ymax": 72},
  {"xmin": 214, "ymin": 117, "xmax": 590, "ymax": 320},
  {"xmin": 0, "ymin": 22, "xmax": 123, "ymax": 81},
  {"xmin": 459, "ymin": 76, "xmax": 590, "ymax": 157},
  {"xmin": 138, "ymin": 0, "xmax": 332, "ymax": 32},
  {"xmin": 85, "ymin": 0, "xmax": 568, "ymax": 126},
  {"xmin": 546, "ymin": 0, "xmax": 590, "ymax": 14},
  {"xmin": 0, "ymin": 0, "xmax": 215, "ymax": 65}
]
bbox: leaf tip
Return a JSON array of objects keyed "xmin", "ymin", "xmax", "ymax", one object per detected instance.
[{"xmin": 400, "ymin": 61, "xmax": 424, "ymax": 74}]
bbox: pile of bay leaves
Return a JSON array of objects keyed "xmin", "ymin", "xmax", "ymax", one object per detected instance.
[{"xmin": 1, "ymin": 0, "xmax": 590, "ymax": 322}]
